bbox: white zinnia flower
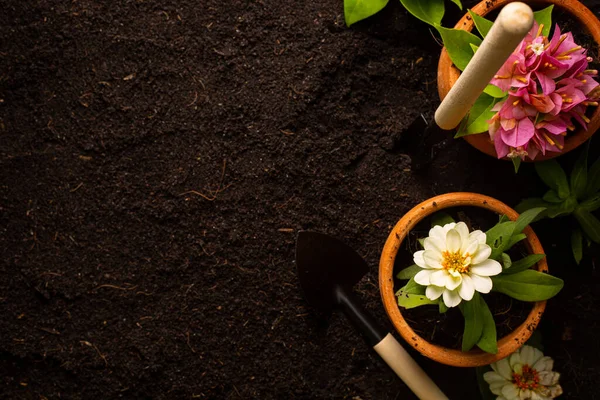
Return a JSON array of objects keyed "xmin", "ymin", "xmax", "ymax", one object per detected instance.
[
  {"xmin": 484, "ymin": 345, "xmax": 563, "ymax": 400},
  {"xmin": 413, "ymin": 222, "xmax": 502, "ymax": 308}
]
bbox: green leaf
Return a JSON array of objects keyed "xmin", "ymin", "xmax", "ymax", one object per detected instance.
[
  {"xmin": 574, "ymin": 208, "xmax": 600, "ymax": 243},
  {"xmin": 439, "ymin": 301, "xmax": 449, "ymax": 314},
  {"xmin": 535, "ymin": 160, "xmax": 570, "ymax": 199},
  {"xmin": 431, "ymin": 212, "xmax": 455, "ymax": 228},
  {"xmin": 514, "ymin": 207, "xmax": 546, "ymax": 235},
  {"xmin": 459, "ymin": 294, "xmax": 484, "ymax": 351},
  {"xmin": 450, "ymin": 0, "xmax": 462, "ymax": 10},
  {"xmin": 396, "ymin": 264, "xmax": 422, "ymax": 280},
  {"xmin": 507, "ymin": 233, "xmax": 526, "ymax": 249},
  {"xmin": 484, "ymin": 84, "xmax": 507, "ymax": 98},
  {"xmin": 515, "ymin": 198, "xmax": 552, "ymax": 216},
  {"xmin": 469, "ymin": 43, "xmax": 479, "ymax": 54},
  {"xmin": 345, "ymin": 0, "xmax": 389, "ymax": 26},
  {"xmin": 418, "ymin": 237, "xmax": 425, "ymax": 248},
  {"xmin": 580, "ymin": 193, "xmax": 600, "ymax": 212},
  {"xmin": 455, "ymin": 93, "xmax": 495, "ymax": 137},
  {"xmin": 499, "ymin": 215, "xmax": 510, "ymax": 223},
  {"xmin": 397, "ymin": 291, "xmax": 437, "ymax": 308},
  {"xmin": 399, "ymin": 0, "xmax": 445, "ymax": 27},
  {"xmin": 571, "ymin": 227, "xmax": 583, "ymax": 265},
  {"xmin": 501, "ymin": 253, "xmax": 512, "ymax": 269},
  {"xmin": 468, "ymin": 10, "xmax": 493, "ymax": 37},
  {"xmin": 570, "ymin": 141, "xmax": 589, "ymax": 200},
  {"xmin": 486, "ymin": 221, "xmax": 515, "ymax": 260},
  {"xmin": 546, "ymin": 196, "xmax": 577, "ymax": 218},
  {"xmin": 437, "ymin": 26, "xmax": 482, "ymax": 71},
  {"xmin": 585, "ymin": 156, "xmax": 600, "ymax": 197},
  {"xmin": 533, "ymin": 5, "xmax": 554, "ymax": 37},
  {"xmin": 512, "ymin": 157, "xmax": 522, "ymax": 173},
  {"xmin": 396, "ymin": 278, "xmax": 436, "ymax": 309},
  {"xmin": 476, "ymin": 366, "xmax": 496, "ymax": 400},
  {"xmin": 476, "ymin": 296, "xmax": 498, "ymax": 354},
  {"xmin": 491, "ymin": 270, "xmax": 564, "ymax": 301},
  {"xmin": 542, "ymin": 190, "xmax": 563, "ymax": 203},
  {"xmin": 503, "ymin": 254, "xmax": 545, "ymax": 274},
  {"xmin": 395, "ymin": 277, "xmax": 425, "ymax": 296}
]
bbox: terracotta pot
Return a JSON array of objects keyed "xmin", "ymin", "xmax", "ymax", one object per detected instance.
[
  {"xmin": 437, "ymin": 0, "xmax": 600, "ymax": 161},
  {"xmin": 379, "ymin": 193, "xmax": 548, "ymax": 367}
]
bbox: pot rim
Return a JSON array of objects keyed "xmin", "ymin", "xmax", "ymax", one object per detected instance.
[
  {"xmin": 379, "ymin": 192, "xmax": 547, "ymax": 367},
  {"xmin": 437, "ymin": 0, "xmax": 600, "ymax": 162}
]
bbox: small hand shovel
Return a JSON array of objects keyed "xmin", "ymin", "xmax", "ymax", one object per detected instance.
[
  {"xmin": 407, "ymin": 2, "xmax": 534, "ymax": 169},
  {"xmin": 296, "ymin": 231, "xmax": 447, "ymax": 400}
]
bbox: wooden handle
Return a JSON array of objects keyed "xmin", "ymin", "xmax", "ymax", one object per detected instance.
[
  {"xmin": 434, "ymin": 2, "xmax": 534, "ymax": 130},
  {"xmin": 373, "ymin": 333, "xmax": 448, "ymax": 400}
]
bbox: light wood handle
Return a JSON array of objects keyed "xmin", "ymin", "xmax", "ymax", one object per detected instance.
[
  {"xmin": 434, "ymin": 2, "xmax": 534, "ymax": 130},
  {"xmin": 373, "ymin": 333, "xmax": 448, "ymax": 400}
]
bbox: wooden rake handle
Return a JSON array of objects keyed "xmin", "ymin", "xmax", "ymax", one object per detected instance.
[{"xmin": 434, "ymin": 2, "xmax": 534, "ymax": 130}]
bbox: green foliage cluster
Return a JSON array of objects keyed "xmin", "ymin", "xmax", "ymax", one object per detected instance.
[
  {"xmin": 396, "ymin": 209, "xmax": 563, "ymax": 354},
  {"xmin": 345, "ymin": 0, "xmax": 462, "ymax": 27},
  {"xmin": 517, "ymin": 143, "xmax": 600, "ymax": 264}
]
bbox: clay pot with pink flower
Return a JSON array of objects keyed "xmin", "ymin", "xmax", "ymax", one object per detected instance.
[{"xmin": 438, "ymin": 0, "xmax": 600, "ymax": 164}]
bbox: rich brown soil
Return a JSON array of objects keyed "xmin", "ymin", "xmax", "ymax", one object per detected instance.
[{"xmin": 2, "ymin": 0, "xmax": 600, "ymax": 399}]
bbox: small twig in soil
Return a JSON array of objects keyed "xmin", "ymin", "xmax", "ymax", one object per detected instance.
[
  {"xmin": 80, "ymin": 340, "xmax": 108, "ymax": 366},
  {"xmin": 186, "ymin": 330, "xmax": 196, "ymax": 353},
  {"xmin": 94, "ymin": 284, "xmax": 137, "ymax": 291},
  {"xmin": 38, "ymin": 327, "xmax": 60, "ymax": 335},
  {"xmin": 179, "ymin": 159, "xmax": 230, "ymax": 201}
]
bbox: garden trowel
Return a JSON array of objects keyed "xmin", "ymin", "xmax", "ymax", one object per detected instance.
[
  {"xmin": 405, "ymin": 2, "xmax": 534, "ymax": 170},
  {"xmin": 295, "ymin": 231, "xmax": 448, "ymax": 400}
]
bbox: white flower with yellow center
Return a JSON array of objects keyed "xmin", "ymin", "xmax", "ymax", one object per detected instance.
[
  {"xmin": 484, "ymin": 345, "xmax": 563, "ymax": 400},
  {"xmin": 413, "ymin": 222, "xmax": 502, "ymax": 308}
]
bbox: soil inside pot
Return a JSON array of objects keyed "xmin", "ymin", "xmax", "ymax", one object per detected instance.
[{"xmin": 393, "ymin": 206, "xmax": 533, "ymax": 350}]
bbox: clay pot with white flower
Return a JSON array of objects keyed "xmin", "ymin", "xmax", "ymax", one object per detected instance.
[
  {"xmin": 379, "ymin": 193, "xmax": 564, "ymax": 367},
  {"xmin": 438, "ymin": 0, "xmax": 600, "ymax": 166}
]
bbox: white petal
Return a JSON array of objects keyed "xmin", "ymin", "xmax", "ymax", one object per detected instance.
[
  {"xmin": 471, "ymin": 274, "xmax": 493, "ymax": 293},
  {"xmin": 509, "ymin": 352, "xmax": 522, "ymax": 370},
  {"xmin": 429, "ymin": 225, "xmax": 447, "ymax": 247},
  {"xmin": 471, "ymin": 259, "xmax": 502, "ymax": 277},
  {"xmin": 490, "ymin": 381, "xmax": 509, "ymax": 395},
  {"xmin": 519, "ymin": 389, "xmax": 531, "ymax": 400},
  {"xmin": 413, "ymin": 250, "xmax": 427, "ymax": 268},
  {"xmin": 521, "ymin": 345, "xmax": 544, "ymax": 367},
  {"xmin": 538, "ymin": 371, "xmax": 560, "ymax": 386},
  {"xmin": 548, "ymin": 384, "xmax": 563, "ymax": 398},
  {"xmin": 501, "ymin": 383, "xmax": 520, "ymax": 399},
  {"xmin": 424, "ymin": 236, "xmax": 445, "ymax": 253},
  {"xmin": 458, "ymin": 275, "xmax": 475, "ymax": 301},
  {"xmin": 430, "ymin": 270, "xmax": 449, "ymax": 287},
  {"xmin": 530, "ymin": 392, "xmax": 543, "ymax": 400},
  {"xmin": 442, "ymin": 222, "xmax": 456, "ymax": 231},
  {"xmin": 445, "ymin": 274, "xmax": 462, "ymax": 291},
  {"xmin": 446, "ymin": 229, "xmax": 462, "ymax": 253},
  {"xmin": 520, "ymin": 345, "xmax": 535, "ymax": 366},
  {"xmin": 533, "ymin": 356, "xmax": 554, "ymax": 372},
  {"xmin": 483, "ymin": 371, "xmax": 507, "ymax": 384},
  {"xmin": 455, "ymin": 221, "xmax": 469, "ymax": 240},
  {"xmin": 469, "ymin": 229, "xmax": 487, "ymax": 244},
  {"xmin": 423, "ymin": 250, "xmax": 443, "ymax": 269},
  {"xmin": 442, "ymin": 289, "xmax": 462, "ymax": 307},
  {"xmin": 425, "ymin": 285, "xmax": 444, "ymax": 300},
  {"xmin": 492, "ymin": 357, "xmax": 513, "ymax": 380},
  {"xmin": 414, "ymin": 270, "xmax": 434, "ymax": 286},
  {"xmin": 472, "ymin": 244, "xmax": 492, "ymax": 264},
  {"xmin": 461, "ymin": 238, "xmax": 479, "ymax": 257}
]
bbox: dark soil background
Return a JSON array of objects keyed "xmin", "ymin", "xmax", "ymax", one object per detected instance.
[{"xmin": 2, "ymin": 0, "xmax": 600, "ymax": 399}]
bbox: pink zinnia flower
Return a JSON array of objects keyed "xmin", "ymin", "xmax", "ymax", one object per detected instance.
[{"xmin": 486, "ymin": 22, "xmax": 599, "ymax": 161}]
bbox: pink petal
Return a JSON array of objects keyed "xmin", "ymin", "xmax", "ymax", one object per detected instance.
[{"xmin": 501, "ymin": 118, "xmax": 535, "ymax": 147}]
